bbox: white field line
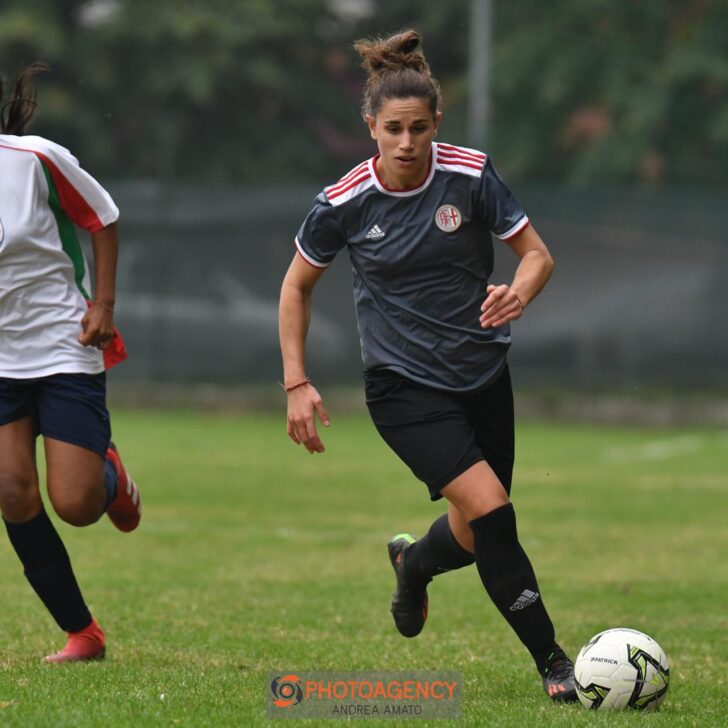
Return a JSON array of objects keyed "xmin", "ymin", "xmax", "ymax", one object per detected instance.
[{"xmin": 603, "ymin": 435, "xmax": 704, "ymax": 463}]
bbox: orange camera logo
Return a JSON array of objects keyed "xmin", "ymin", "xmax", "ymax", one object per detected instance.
[{"xmin": 271, "ymin": 674, "xmax": 303, "ymax": 708}]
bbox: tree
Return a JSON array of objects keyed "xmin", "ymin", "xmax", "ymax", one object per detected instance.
[{"xmin": 1, "ymin": 0, "xmax": 725, "ymax": 187}]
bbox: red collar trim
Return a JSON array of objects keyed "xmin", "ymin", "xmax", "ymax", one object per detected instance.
[{"xmin": 371, "ymin": 149, "xmax": 433, "ymax": 193}]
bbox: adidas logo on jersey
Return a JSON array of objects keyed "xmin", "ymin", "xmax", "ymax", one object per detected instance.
[
  {"xmin": 365, "ymin": 224, "xmax": 386, "ymax": 240},
  {"xmin": 509, "ymin": 589, "xmax": 540, "ymax": 611}
]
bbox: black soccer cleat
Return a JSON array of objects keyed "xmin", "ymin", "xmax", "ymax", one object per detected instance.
[
  {"xmin": 541, "ymin": 647, "xmax": 578, "ymax": 703},
  {"xmin": 387, "ymin": 534, "xmax": 429, "ymax": 638}
]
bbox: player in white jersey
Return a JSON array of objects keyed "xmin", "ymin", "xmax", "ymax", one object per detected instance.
[
  {"xmin": 0, "ymin": 64, "xmax": 141, "ymax": 662},
  {"xmin": 279, "ymin": 31, "xmax": 576, "ymax": 701}
]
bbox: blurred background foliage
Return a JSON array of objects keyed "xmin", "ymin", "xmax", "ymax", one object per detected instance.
[
  {"xmin": 1, "ymin": 0, "xmax": 726, "ymax": 187},
  {"xmin": 2, "ymin": 1, "xmax": 727, "ymax": 397}
]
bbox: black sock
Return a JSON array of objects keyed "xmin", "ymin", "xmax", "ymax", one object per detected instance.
[
  {"xmin": 103, "ymin": 456, "xmax": 118, "ymax": 509},
  {"xmin": 4, "ymin": 509, "xmax": 92, "ymax": 633},
  {"xmin": 470, "ymin": 503, "xmax": 556, "ymax": 672},
  {"xmin": 405, "ymin": 514, "xmax": 475, "ymax": 589}
]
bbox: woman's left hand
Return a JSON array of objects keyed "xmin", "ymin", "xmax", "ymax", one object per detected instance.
[
  {"xmin": 78, "ymin": 303, "xmax": 115, "ymax": 350},
  {"xmin": 479, "ymin": 284, "xmax": 524, "ymax": 329}
]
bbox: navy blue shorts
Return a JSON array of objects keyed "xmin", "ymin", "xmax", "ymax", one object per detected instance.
[
  {"xmin": 364, "ymin": 365, "xmax": 514, "ymax": 501},
  {"xmin": 0, "ymin": 373, "xmax": 111, "ymax": 456}
]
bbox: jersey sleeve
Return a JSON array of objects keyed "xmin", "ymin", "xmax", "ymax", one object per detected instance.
[
  {"xmin": 476, "ymin": 157, "xmax": 529, "ymax": 240},
  {"xmin": 27, "ymin": 136, "xmax": 119, "ymax": 233},
  {"xmin": 294, "ymin": 192, "xmax": 345, "ymax": 268}
]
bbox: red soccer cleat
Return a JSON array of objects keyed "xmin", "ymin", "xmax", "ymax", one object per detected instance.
[
  {"xmin": 105, "ymin": 442, "xmax": 142, "ymax": 532},
  {"xmin": 44, "ymin": 618, "xmax": 106, "ymax": 663}
]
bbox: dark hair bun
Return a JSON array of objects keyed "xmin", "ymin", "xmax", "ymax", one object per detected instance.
[
  {"xmin": 353, "ymin": 29, "xmax": 442, "ymax": 118},
  {"xmin": 354, "ymin": 30, "xmax": 428, "ymax": 77},
  {"xmin": 400, "ymin": 31, "xmax": 420, "ymax": 55}
]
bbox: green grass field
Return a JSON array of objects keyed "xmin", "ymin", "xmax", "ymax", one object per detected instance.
[{"xmin": 0, "ymin": 408, "xmax": 726, "ymax": 727}]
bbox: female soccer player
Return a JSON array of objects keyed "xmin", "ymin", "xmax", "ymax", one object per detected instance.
[
  {"xmin": 0, "ymin": 64, "xmax": 141, "ymax": 662},
  {"xmin": 278, "ymin": 31, "xmax": 576, "ymax": 701}
]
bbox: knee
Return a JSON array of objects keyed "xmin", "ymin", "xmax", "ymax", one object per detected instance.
[
  {"xmin": 461, "ymin": 492, "xmax": 510, "ymax": 524},
  {"xmin": 0, "ymin": 471, "xmax": 41, "ymax": 522},
  {"xmin": 50, "ymin": 493, "xmax": 102, "ymax": 527},
  {"xmin": 440, "ymin": 461, "xmax": 511, "ymax": 524}
]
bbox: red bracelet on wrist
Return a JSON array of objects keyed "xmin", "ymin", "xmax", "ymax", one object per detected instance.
[
  {"xmin": 282, "ymin": 378, "xmax": 311, "ymax": 393},
  {"xmin": 92, "ymin": 300, "xmax": 115, "ymax": 313}
]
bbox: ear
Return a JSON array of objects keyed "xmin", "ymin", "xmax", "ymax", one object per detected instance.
[
  {"xmin": 433, "ymin": 110, "xmax": 442, "ymax": 136},
  {"xmin": 365, "ymin": 114, "xmax": 377, "ymax": 140}
]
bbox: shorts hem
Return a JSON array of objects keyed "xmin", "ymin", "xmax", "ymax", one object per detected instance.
[
  {"xmin": 0, "ymin": 411, "xmax": 33, "ymax": 428},
  {"xmin": 427, "ymin": 453, "xmax": 485, "ymax": 501},
  {"xmin": 41, "ymin": 428, "xmax": 109, "ymax": 458}
]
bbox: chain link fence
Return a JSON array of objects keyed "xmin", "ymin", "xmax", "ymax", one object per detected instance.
[{"xmin": 104, "ymin": 181, "xmax": 727, "ymax": 391}]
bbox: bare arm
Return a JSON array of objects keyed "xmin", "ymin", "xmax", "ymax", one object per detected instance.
[
  {"xmin": 279, "ymin": 253, "xmax": 331, "ymax": 453},
  {"xmin": 479, "ymin": 224, "xmax": 554, "ymax": 329},
  {"xmin": 78, "ymin": 222, "xmax": 119, "ymax": 349}
]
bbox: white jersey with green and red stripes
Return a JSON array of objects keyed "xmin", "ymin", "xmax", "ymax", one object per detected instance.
[{"xmin": 0, "ymin": 134, "xmax": 119, "ymax": 378}]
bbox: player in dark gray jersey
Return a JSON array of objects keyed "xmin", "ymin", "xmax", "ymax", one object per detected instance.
[
  {"xmin": 295, "ymin": 147, "xmax": 525, "ymax": 391},
  {"xmin": 279, "ymin": 29, "xmax": 576, "ymax": 702}
]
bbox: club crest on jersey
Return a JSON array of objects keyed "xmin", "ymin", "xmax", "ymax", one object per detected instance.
[{"xmin": 435, "ymin": 205, "xmax": 462, "ymax": 233}]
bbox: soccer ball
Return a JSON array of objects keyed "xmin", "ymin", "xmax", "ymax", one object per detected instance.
[{"xmin": 574, "ymin": 628, "xmax": 670, "ymax": 710}]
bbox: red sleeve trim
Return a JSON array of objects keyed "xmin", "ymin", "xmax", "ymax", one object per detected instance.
[
  {"xmin": 325, "ymin": 160, "xmax": 369, "ymax": 195},
  {"xmin": 326, "ymin": 172, "xmax": 371, "ymax": 200},
  {"xmin": 437, "ymin": 143, "xmax": 486, "ymax": 162},
  {"xmin": 439, "ymin": 158, "xmax": 485, "ymax": 172},
  {"xmin": 35, "ymin": 151, "xmax": 105, "ymax": 232}
]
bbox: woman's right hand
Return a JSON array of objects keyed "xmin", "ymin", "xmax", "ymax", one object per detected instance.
[{"xmin": 286, "ymin": 383, "xmax": 331, "ymax": 453}]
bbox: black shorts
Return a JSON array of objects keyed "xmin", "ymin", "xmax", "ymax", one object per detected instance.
[
  {"xmin": 364, "ymin": 365, "xmax": 514, "ymax": 501},
  {"xmin": 0, "ymin": 373, "xmax": 111, "ymax": 456}
]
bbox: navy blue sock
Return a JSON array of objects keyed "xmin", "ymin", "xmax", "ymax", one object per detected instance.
[
  {"xmin": 470, "ymin": 503, "xmax": 556, "ymax": 671},
  {"xmin": 4, "ymin": 509, "xmax": 92, "ymax": 633},
  {"xmin": 404, "ymin": 514, "xmax": 475, "ymax": 589},
  {"xmin": 103, "ymin": 456, "xmax": 118, "ymax": 510}
]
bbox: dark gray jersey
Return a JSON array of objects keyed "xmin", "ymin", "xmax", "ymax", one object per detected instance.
[{"xmin": 295, "ymin": 142, "xmax": 529, "ymax": 392}]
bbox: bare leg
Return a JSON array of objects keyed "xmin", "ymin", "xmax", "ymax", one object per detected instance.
[
  {"xmin": 448, "ymin": 503, "xmax": 474, "ymax": 553},
  {"xmin": 441, "ymin": 461, "xmax": 559, "ymax": 675},
  {"xmin": 1, "ymin": 421, "xmax": 96, "ymax": 638},
  {"xmin": 0, "ymin": 418, "xmax": 42, "ymax": 522},
  {"xmin": 396, "ymin": 463, "xmax": 499, "ymax": 587},
  {"xmin": 44, "ymin": 438, "xmax": 106, "ymax": 526},
  {"xmin": 439, "ymin": 460, "xmax": 510, "ymax": 522}
]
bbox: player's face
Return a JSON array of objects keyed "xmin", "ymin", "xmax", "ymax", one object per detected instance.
[{"xmin": 367, "ymin": 97, "xmax": 441, "ymax": 190}]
